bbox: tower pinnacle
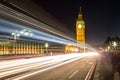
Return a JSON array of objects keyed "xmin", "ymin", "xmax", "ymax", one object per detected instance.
[
  {"xmin": 76, "ymin": 6, "xmax": 85, "ymax": 53},
  {"xmin": 79, "ymin": 6, "xmax": 82, "ymax": 14},
  {"xmin": 78, "ymin": 6, "xmax": 83, "ymax": 20}
]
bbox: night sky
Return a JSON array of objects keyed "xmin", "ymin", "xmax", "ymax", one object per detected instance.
[{"xmin": 32, "ymin": 0, "xmax": 120, "ymax": 45}]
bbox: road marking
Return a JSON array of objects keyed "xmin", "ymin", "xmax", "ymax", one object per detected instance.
[
  {"xmin": 7, "ymin": 55, "xmax": 86, "ymax": 80},
  {"xmin": 68, "ymin": 69, "xmax": 79, "ymax": 78},
  {"xmin": 85, "ymin": 60, "xmax": 97, "ymax": 80}
]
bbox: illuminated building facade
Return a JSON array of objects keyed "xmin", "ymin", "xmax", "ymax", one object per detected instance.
[
  {"xmin": 65, "ymin": 45, "xmax": 78, "ymax": 53},
  {"xmin": 0, "ymin": 36, "xmax": 65, "ymax": 55},
  {"xmin": 0, "ymin": 40, "xmax": 42, "ymax": 55},
  {"xmin": 76, "ymin": 7, "xmax": 85, "ymax": 52},
  {"xmin": 102, "ymin": 36, "xmax": 120, "ymax": 52}
]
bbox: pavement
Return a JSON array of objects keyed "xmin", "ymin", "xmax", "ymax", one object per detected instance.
[{"xmin": 93, "ymin": 54, "xmax": 114, "ymax": 80}]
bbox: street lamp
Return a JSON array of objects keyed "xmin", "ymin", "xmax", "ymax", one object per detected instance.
[
  {"xmin": 107, "ymin": 46, "xmax": 110, "ymax": 52},
  {"xmin": 11, "ymin": 32, "xmax": 20, "ymax": 41},
  {"xmin": 113, "ymin": 41, "xmax": 117, "ymax": 52},
  {"xmin": 45, "ymin": 43, "xmax": 49, "ymax": 53},
  {"xmin": 113, "ymin": 41, "xmax": 117, "ymax": 47}
]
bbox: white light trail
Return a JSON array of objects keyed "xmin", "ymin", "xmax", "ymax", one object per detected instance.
[
  {"xmin": 0, "ymin": 3, "xmax": 76, "ymax": 41},
  {"xmin": 0, "ymin": 18, "xmax": 79, "ymax": 46},
  {"xmin": 0, "ymin": 53, "xmax": 90, "ymax": 79},
  {"xmin": 9, "ymin": 52, "xmax": 98, "ymax": 80},
  {"xmin": 0, "ymin": 3, "xmax": 95, "ymax": 50}
]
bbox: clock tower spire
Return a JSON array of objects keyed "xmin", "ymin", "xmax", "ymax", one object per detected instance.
[
  {"xmin": 78, "ymin": 7, "xmax": 83, "ymax": 20},
  {"xmin": 76, "ymin": 6, "xmax": 86, "ymax": 53}
]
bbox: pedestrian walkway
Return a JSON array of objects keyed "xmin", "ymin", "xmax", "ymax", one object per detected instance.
[
  {"xmin": 93, "ymin": 54, "xmax": 113, "ymax": 80},
  {"xmin": 114, "ymin": 72, "xmax": 120, "ymax": 80}
]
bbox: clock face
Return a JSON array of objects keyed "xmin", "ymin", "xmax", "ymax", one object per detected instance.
[{"xmin": 78, "ymin": 24, "xmax": 82, "ymax": 29}]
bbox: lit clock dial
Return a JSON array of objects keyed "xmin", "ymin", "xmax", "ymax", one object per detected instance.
[{"xmin": 78, "ymin": 24, "xmax": 82, "ymax": 29}]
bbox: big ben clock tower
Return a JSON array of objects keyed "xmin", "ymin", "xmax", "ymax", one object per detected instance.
[{"xmin": 76, "ymin": 7, "xmax": 85, "ymax": 52}]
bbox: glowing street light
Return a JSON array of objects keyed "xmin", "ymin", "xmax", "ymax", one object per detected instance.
[
  {"xmin": 106, "ymin": 46, "xmax": 110, "ymax": 52},
  {"xmin": 75, "ymin": 48, "xmax": 78, "ymax": 53},
  {"xmin": 68, "ymin": 43, "xmax": 72, "ymax": 46},
  {"xmin": 113, "ymin": 41, "xmax": 117, "ymax": 47},
  {"xmin": 20, "ymin": 29, "xmax": 33, "ymax": 36},
  {"xmin": 11, "ymin": 32, "xmax": 20, "ymax": 41},
  {"xmin": 45, "ymin": 43, "xmax": 49, "ymax": 53}
]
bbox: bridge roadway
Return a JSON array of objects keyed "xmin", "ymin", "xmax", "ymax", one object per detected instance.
[{"xmin": 0, "ymin": 53, "xmax": 98, "ymax": 80}]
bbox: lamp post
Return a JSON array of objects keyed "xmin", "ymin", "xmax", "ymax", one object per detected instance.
[
  {"xmin": 45, "ymin": 43, "xmax": 49, "ymax": 53},
  {"xmin": 11, "ymin": 32, "xmax": 20, "ymax": 55}
]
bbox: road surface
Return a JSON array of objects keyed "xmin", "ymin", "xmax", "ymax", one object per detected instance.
[{"xmin": 0, "ymin": 52, "xmax": 98, "ymax": 80}]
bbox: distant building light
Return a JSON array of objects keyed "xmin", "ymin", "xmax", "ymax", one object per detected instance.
[
  {"xmin": 107, "ymin": 46, "xmax": 110, "ymax": 50},
  {"xmin": 16, "ymin": 34, "xmax": 20, "ymax": 37},
  {"xmin": 100, "ymin": 47, "xmax": 102, "ymax": 50},
  {"xmin": 45, "ymin": 43, "xmax": 49, "ymax": 48},
  {"xmin": 75, "ymin": 48, "xmax": 78, "ymax": 52},
  {"xmin": 24, "ymin": 32, "xmax": 29, "ymax": 35},
  {"xmin": 105, "ymin": 49, "xmax": 108, "ymax": 52},
  {"xmin": 20, "ymin": 31, "xmax": 24, "ymax": 34},
  {"xmin": 113, "ymin": 41, "xmax": 117, "ymax": 47},
  {"xmin": 68, "ymin": 43, "xmax": 72, "ymax": 46},
  {"xmin": 11, "ymin": 33, "xmax": 15, "ymax": 35}
]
